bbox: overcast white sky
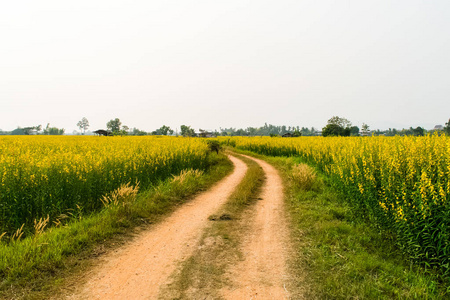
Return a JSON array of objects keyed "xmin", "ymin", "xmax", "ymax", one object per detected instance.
[{"xmin": 1, "ymin": 0, "xmax": 449, "ymax": 133}]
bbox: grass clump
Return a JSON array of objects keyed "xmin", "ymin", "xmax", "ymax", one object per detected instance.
[
  {"xmin": 290, "ymin": 163, "xmax": 318, "ymax": 191},
  {"xmin": 167, "ymin": 169, "xmax": 204, "ymax": 196},
  {"xmin": 101, "ymin": 182, "xmax": 139, "ymax": 208}
]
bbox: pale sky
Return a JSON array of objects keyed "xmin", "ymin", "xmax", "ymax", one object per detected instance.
[{"xmin": 1, "ymin": 0, "xmax": 449, "ymax": 133}]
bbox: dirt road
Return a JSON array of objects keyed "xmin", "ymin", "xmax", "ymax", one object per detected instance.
[
  {"xmin": 69, "ymin": 156, "xmax": 247, "ymax": 300},
  {"xmin": 222, "ymin": 155, "xmax": 290, "ymax": 299},
  {"xmin": 69, "ymin": 154, "xmax": 290, "ymax": 299}
]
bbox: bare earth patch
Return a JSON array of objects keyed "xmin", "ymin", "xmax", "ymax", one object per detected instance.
[
  {"xmin": 221, "ymin": 155, "xmax": 291, "ymax": 299},
  {"xmin": 67, "ymin": 155, "xmax": 247, "ymax": 300}
]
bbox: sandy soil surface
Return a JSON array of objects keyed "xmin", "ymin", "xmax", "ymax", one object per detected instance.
[
  {"xmin": 221, "ymin": 155, "xmax": 290, "ymax": 299},
  {"xmin": 67, "ymin": 155, "xmax": 247, "ymax": 300}
]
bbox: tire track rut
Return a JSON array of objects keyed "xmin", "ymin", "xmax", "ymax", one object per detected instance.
[{"xmin": 221, "ymin": 155, "xmax": 290, "ymax": 299}]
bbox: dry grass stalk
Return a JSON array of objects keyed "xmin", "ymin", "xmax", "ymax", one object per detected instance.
[
  {"xmin": 291, "ymin": 163, "xmax": 317, "ymax": 191},
  {"xmin": 0, "ymin": 232, "xmax": 6, "ymax": 242},
  {"xmin": 53, "ymin": 213, "xmax": 69, "ymax": 227},
  {"xmin": 171, "ymin": 169, "xmax": 203, "ymax": 184},
  {"xmin": 101, "ymin": 182, "xmax": 140, "ymax": 207},
  {"xmin": 53, "ymin": 219, "xmax": 62, "ymax": 227},
  {"xmin": 11, "ymin": 224, "xmax": 25, "ymax": 242},
  {"xmin": 34, "ymin": 215, "xmax": 50, "ymax": 236},
  {"xmin": 76, "ymin": 204, "xmax": 83, "ymax": 220}
]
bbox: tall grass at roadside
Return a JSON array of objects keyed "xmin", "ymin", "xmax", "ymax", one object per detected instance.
[
  {"xmin": 290, "ymin": 163, "xmax": 317, "ymax": 191},
  {"xmin": 283, "ymin": 158, "xmax": 446, "ymax": 299}
]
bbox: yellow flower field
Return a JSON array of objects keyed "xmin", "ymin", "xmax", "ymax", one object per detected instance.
[
  {"xmin": 0, "ymin": 136, "xmax": 210, "ymax": 235},
  {"xmin": 222, "ymin": 135, "xmax": 450, "ymax": 276}
]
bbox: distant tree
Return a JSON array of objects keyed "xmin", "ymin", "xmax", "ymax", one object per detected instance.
[
  {"xmin": 107, "ymin": 118, "xmax": 122, "ymax": 134},
  {"xmin": 153, "ymin": 125, "xmax": 173, "ymax": 135},
  {"xmin": 77, "ymin": 117, "xmax": 90, "ymax": 135},
  {"xmin": 220, "ymin": 127, "xmax": 236, "ymax": 136},
  {"xmin": 235, "ymin": 128, "xmax": 247, "ymax": 136},
  {"xmin": 293, "ymin": 129, "xmax": 302, "ymax": 137},
  {"xmin": 445, "ymin": 119, "xmax": 450, "ymax": 135},
  {"xmin": 19, "ymin": 125, "xmax": 42, "ymax": 135},
  {"xmin": 384, "ymin": 128, "xmax": 398, "ymax": 136},
  {"xmin": 361, "ymin": 123, "xmax": 370, "ymax": 136},
  {"xmin": 327, "ymin": 116, "xmax": 352, "ymax": 128},
  {"xmin": 130, "ymin": 127, "xmax": 147, "ymax": 136},
  {"xmin": 350, "ymin": 126, "xmax": 360, "ymax": 136},
  {"xmin": 116, "ymin": 125, "xmax": 129, "ymax": 136},
  {"xmin": 299, "ymin": 127, "xmax": 317, "ymax": 136},
  {"xmin": 44, "ymin": 123, "xmax": 50, "ymax": 134},
  {"xmin": 247, "ymin": 127, "xmax": 257, "ymax": 136},
  {"xmin": 404, "ymin": 128, "xmax": 414, "ymax": 136},
  {"xmin": 370, "ymin": 129, "xmax": 384, "ymax": 136},
  {"xmin": 267, "ymin": 124, "xmax": 280, "ymax": 136},
  {"xmin": 180, "ymin": 125, "xmax": 196, "ymax": 137},
  {"xmin": 322, "ymin": 124, "xmax": 345, "ymax": 137},
  {"xmin": 43, "ymin": 123, "xmax": 65, "ymax": 135},
  {"xmin": 412, "ymin": 126, "xmax": 425, "ymax": 136},
  {"xmin": 11, "ymin": 128, "xmax": 25, "ymax": 135},
  {"xmin": 300, "ymin": 127, "xmax": 310, "ymax": 136},
  {"xmin": 322, "ymin": 116, "xmax": 351, "ymax": 137}
]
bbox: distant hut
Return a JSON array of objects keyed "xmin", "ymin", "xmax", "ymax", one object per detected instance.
[
  {"xmin": 282, "ymin": 132, "xmax": 293, "ymax": 137},
  {"xmin": 198, "ymin": 129, "xmax": 215, "ymax": 138},
  {"xmin": 93, "ymin": 129, "xmax": 112, "ymax": 136}
]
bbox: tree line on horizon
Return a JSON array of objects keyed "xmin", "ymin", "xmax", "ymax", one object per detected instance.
[
  {"xmin": 0, "ymin": 124, "xmax": 66, "ymax": 136},
  {"xmin": 321, "ymin": 116, "xmax": 450, "ymax": 137},
  {"xmin": 1, "ymin": 116, "xmax": 449, "ymax": 137}
]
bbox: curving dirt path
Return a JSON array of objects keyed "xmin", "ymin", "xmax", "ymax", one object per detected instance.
[
  {"xmin": 68, "ymin": 154, "xmax": 291, "ymax": 300},
  {"xmin": 222, "ymin": 155, "xmax": 290, "ymax": 299},
  {"xmin": 68, "ymin": 155, "xmax": 247, "ymax": 300}
]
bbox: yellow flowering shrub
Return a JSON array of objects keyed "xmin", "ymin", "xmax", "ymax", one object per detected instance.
[
  {"xmin": 221, "ymin": 134, "xmax": 450, "ymax": 277},
  {"xmin": 0, "ymin": 136, "xmax": 209, "ymax": 235}
]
